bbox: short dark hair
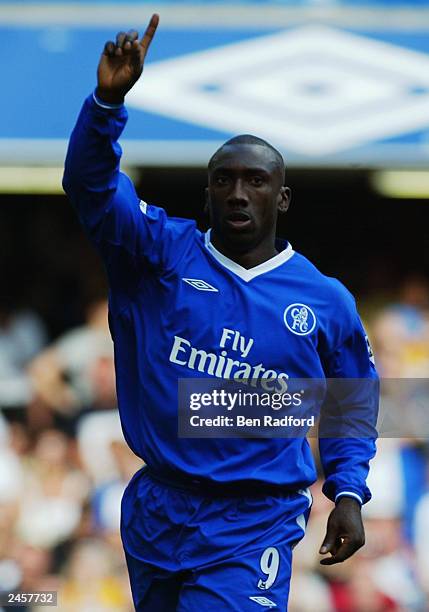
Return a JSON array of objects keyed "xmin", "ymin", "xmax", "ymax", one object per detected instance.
[{"xmin": 208, "ymin": 134, "xmax": 285, "ymax": 178}]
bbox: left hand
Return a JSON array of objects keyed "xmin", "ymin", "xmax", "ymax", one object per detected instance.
[{"xmin": 319, "ymin": 496, "xmax": 365, "ymax": 565}]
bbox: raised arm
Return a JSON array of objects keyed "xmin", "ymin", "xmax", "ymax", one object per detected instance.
[
  {"xmin": 62, "ymin": 14, "xmax": 159, "ymax": 216},
  {"xmin": 62, "ymin": 17, "xmax": 198, "ymax": 285},
  {"xmin": 63, "ymin": 15, "xmax": 195, "ymax": 289},
  {"xmin": 63, "ymin": 14, "xmax": 158, "ymax": 201}
]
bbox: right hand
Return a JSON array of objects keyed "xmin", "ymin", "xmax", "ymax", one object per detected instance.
[{"xmin": 96, "ymin": 13, "xmax": 159, "ymax": 105}]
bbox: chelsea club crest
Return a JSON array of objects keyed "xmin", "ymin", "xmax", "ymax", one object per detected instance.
[{"xmin": 284, "ymin": 303, "xmax": 317, "ymax": 336}]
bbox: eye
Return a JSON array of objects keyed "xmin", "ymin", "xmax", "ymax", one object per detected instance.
[
  {"xmin": 250, "ymin": 176, "xmax": 264, "ymax": 186},
  {"xmin": 215, "ymin": 176, "xmax": 229, "ymax": 186}
]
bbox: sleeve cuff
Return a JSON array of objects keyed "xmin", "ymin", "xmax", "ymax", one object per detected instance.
[
  {"xmin": 92, "ymin": 90, "xmax": 124, "ymax": 110},
  {"xmin": 335, "ymin": 491, "xmax": 363, "ymax": 506}
]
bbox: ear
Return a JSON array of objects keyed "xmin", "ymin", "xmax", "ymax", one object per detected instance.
[
  {"xmin": 278, "ymin": 186, "xmax": 291, "ymax": 214},
  {"xmin": 204, "ymin": 187, "xmax": 210, "ymax": 215}
]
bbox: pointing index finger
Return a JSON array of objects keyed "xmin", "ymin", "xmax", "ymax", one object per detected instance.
[{"xmin": 140, "ymin": 13, "xmax": 159, "ymax": 51}]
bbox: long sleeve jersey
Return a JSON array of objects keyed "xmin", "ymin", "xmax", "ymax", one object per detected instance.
[{"xmin": 63, "ymin": 94, "xmax": 379, "ymax": 505}]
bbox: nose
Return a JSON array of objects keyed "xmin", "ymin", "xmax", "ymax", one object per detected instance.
[{"xmin": 226, "ymin": 179, "xmax": 249, "ymax": 206}]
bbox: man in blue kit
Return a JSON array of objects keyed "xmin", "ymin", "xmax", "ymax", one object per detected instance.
[{"xmin": 63, "ymin": 14, "xmax": 378, "ymax": 611}]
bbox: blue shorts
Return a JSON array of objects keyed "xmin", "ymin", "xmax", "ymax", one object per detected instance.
[{"xmin": 121, "ymin": 469, "xmax": 312, "ymax": 611}]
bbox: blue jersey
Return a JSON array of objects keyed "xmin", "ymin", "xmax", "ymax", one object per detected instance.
[{"xmin": 63, "ymin": 94, "xmax": 378, "ymax": 506}]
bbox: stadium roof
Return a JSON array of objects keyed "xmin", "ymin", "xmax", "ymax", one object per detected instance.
[{"xmin": 4, "ymin": 1, "xmax": 429, "ymax": 167}]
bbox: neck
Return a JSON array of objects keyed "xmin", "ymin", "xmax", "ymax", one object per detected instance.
[{"xmin": 210, "ymin": 232, "xmax": 278, "ymax": 269}]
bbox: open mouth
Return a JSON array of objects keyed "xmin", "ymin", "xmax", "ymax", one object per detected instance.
[{"xmin": 225, "ymin": 211, "xmax": 252, "ymax": 230}]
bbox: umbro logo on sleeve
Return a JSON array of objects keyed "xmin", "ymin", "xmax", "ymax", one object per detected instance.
[{"xmin": 182, "ymin": 278, "xmax": 219, "ymax": 292}]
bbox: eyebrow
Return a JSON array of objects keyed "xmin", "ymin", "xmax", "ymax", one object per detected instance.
[{"xmin": 211, "ymin": 167, "xmax": 272, "ymax": 175}]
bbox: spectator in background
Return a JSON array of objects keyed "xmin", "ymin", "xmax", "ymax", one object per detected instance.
[
  {"xmin": 58, "ymin": 538, "xmax": 130, "ymax": 612},
  {"xmin": 371, "ymin": 275, "xmax": 429, "ymax": 378},
  {"xmin": 414, "ymin": 490, "xmax": 429, "ymax": 597},
  {"xmin": 28, "ymin": 298, "xmax": 113, "ymax": 432},
  {"xmin": 17, "ymin": 429, "xmax": 90, "ymax": 549},
  {"xmin": 369, "ymin": 275, "xmax": 429, "ymax": 551},
  {"xmin": 0, "ymin": 298, "xmax": 47, "ymax": 409},
  {"xmin": 75, "ymin": 338, "xmax": 126, "ymax": 485},
  {"xmin": 91, "ymin": 440, "xmax": 143, "ymax": 539},
  {"xmin": 0, "ymin": 411, "xmax": 25, "ymax": 595}
]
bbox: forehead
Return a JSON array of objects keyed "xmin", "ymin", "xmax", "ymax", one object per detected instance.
[{"xmin": 209, "ymin": 143, "xmax": 280, "ymax": 173}]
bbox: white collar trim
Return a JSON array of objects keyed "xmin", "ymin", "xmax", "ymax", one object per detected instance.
[{"xmin": 204, "ymin": 229, "xmax": 295, "ymax": 282}]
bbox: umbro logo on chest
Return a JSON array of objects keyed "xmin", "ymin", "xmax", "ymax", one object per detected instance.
[{"xmin": 182, "ymin": 278, "xmax": 219, "ymax": 292}]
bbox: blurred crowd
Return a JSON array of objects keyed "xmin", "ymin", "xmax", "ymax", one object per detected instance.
[{"xmin": 0, "ymin": 276, "xmax": 429, "ymax": 611}]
